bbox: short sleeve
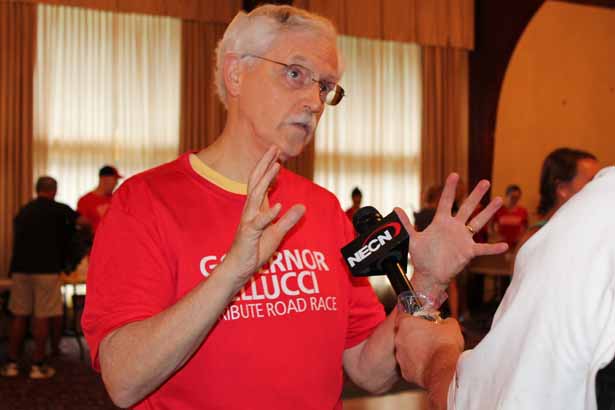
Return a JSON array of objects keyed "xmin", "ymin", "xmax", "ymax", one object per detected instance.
[
  {"xmin": 340, "ymin": 210, "xmax": 386, "ymax": 349},
  {"xmin": 82, "ymin": 181, "xmax": 176, "ymax": 370}
]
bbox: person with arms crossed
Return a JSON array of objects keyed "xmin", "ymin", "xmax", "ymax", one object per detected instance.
[{"xmin": 82, "ymin": 5, "xmax": 506, "ymax": 409}]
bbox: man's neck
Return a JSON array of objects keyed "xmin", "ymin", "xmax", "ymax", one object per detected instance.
[{"xmin": 196, "ymin": 117, "xmax": 272, "ymax": 184}]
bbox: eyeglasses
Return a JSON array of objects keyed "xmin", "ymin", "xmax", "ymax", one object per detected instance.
[{"xmin": 245, "ymin": 55, "xmax": 345, "ymax": 106}]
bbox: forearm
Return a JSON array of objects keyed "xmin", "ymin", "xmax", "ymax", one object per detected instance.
[
  {"xmin": 99, "ymin": 263, "xmax": 244, "ymax": 408},
  {"xmin": 424, "ymin": 345, "xmax": 460, "ymax": 410},
  {"xmin": 343, "ymin": 311, "xmax": 399, "ymax": 394}
]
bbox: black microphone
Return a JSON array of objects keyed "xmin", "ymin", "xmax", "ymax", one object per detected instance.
[{"xmin": 341, "ymin": 206, "xmax": 423, "ymax": 310}]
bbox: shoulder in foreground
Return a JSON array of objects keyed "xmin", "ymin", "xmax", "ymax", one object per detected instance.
[
  {"xmin": 516, "ymin": 226, "xmax": 541, "ymax": 253},
  {"xmin": 116, "ymin": 155, "xmax": 186, "ymax": 194}
]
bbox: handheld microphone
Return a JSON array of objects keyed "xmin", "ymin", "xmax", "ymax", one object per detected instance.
[{"xmin": 341, "ymin": 206, "xmax": 439, "ymax": 320}]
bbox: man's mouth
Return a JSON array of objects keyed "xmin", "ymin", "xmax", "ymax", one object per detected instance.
[{"xmin": 292, "ymin": 122, "xmax": 311, "ymax": 134}]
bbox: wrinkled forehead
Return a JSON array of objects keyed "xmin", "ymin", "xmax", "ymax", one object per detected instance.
[{"xmin": 266, "ymin": 31, "xmax": 340, "ymax": 81}]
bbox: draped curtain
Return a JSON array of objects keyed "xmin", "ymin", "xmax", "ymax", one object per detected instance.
[
  {"xmin": 179, "ymin": 21, "xmax": 226, "ymax": 154},
  {"xmin": 420, "ymin": 46, "xmax": 469, "ymax": 195},
  {"xmin": 314, "ymin": 36, "xmax": 422, "ymax": 215},
  {"xmin": 34, "ymin": 5, "xmax": 181, "ymax": 208},
  {"xmin": 5, "ymin": 0, "xmax": 471, "ymax": 226},
  {"xmin": 295, "ymin": 0, "xmax": 474, "ymax": 49},
  {"xmin": 0, "ymin": 2, "xmax": 36, "ymax": 278},
  {"xmin": 295, "ymin": 0, "xmax": 471, "ymax": 206}
]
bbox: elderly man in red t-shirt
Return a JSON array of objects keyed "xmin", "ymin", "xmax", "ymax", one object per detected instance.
[{"xmin": 82, "ymin": 5, "xmax": 507, "ymax": 410}]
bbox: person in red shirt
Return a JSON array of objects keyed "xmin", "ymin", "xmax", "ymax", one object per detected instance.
[
  {"xmin": 77, "ymin": 165, "xmax": 122, "ymax": 234},
  {"xmin": 344, "ymin": 187, "xmax": 362, "ymax": 221},
  {"xmin": 492, "ymin": 185, "xmax": 528, "ymax": 249},
  {"xmin": 82, "ymin": 5, "xmax": 507, "ymax": 410}
]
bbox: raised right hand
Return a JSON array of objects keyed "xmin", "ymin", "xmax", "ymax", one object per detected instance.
[{"xmin": 222, "ymin": 146, "xmax": 306, "ymax": 287}]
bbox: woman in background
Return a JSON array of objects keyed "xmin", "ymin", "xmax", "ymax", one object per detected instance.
[{"xmin": 517, "ymin": 147, "xmax": 600, "ymax": 249}]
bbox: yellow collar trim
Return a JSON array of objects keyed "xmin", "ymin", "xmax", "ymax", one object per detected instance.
[{"xmin": 189, "ymin": 154, "xmax": 247, "ymax": 195}]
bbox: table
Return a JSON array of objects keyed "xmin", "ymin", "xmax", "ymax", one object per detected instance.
[
  {"xmin": 467, "ymin": 252, "xmax": 514, "ymax": 277},
  {"xmin": 466, "ymin": 252, "xmax": 514, "ymax": 304},
  {"xmin": 0, "ymin": 278, "xmax": 12, "ymax": 293},
  {"xmin": 0, "ymin": 272, "xmax": 87, "ymax": 290}
]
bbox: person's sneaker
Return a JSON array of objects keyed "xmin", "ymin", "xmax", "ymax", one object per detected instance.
[
  {"xmin": 0, "ymin": 362, "xmax": 19, "ymax": 377},
  {"xmin": 29, "ymin": 364, "xmax": 55, "ymax": 379}
]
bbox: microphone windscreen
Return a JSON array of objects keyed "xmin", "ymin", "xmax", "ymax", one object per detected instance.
[{"xmin": 352, "ymin": 206, "xmax": 383, "ymax": 235}]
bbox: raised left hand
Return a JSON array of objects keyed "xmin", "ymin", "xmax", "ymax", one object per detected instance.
[{"xmin": 396, "ymin": 173, "xmax": 508, "ymax": 289}]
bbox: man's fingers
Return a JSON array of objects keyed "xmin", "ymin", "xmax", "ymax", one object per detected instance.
[
  {"xmin": 274, "ymin": 204, "xmax": 306, "ymax": 234},
  {"xmin": 244, "ymin": 162, "xmax": 280, "ymax": 219},
  {"xmin": 435, "ymin": 173, "xmax": 459, "ymax": 217},
  {"xmin": 394, "ymin": 207, "xmax": 417, "ymax": 236},
  {"xmin": 466, "ymin": 196, "xmax": 503, "ymax": 232},
  {"xmin": 259, "ymin": 204, "xmax": 306, "ymax": 257},
  {"xmin": 252, "ymin": 202, "xmax": 282, "ymax": 230},
  {"xmin": 473, "ymin": 242, "xmax": 509, "ymax": 256},
  {"xmin": 247, "ymin": 145, "xmax": 279, "ymax": 191},
  {"xmin": 455, "ymin": 180, "xmax": 490, "ymax": 223}
]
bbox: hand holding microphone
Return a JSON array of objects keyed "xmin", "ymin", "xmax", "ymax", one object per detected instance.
[{"xmin": 341, "ymin": 205, "xmax": 442, "ymax": 321}]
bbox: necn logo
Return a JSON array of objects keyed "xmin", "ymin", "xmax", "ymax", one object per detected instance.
[{"xmin": 346, "ymin": 222, "xmax": 401, "ymax": 268}]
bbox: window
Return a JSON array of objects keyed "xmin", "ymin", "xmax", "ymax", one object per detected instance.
[
  {"xmin": 34, "ymin": 5, "xmax": 181, "ymax": 208},
  {"xmin": 315, "ymin": 35, "xmax": 422, "ymax": 217}
]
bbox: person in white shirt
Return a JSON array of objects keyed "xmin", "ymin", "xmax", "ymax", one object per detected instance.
[{"xmin": 396, "ymin": 166, "xmax": 615, "ymax": 410}]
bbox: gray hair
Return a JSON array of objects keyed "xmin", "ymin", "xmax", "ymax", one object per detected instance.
[{"xmin": 215, "ymin": 5, "xmax": 340, "ymax": 107}]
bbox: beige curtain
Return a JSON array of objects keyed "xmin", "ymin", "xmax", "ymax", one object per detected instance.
[
  {"xmin": 420, "ymin": 46, "xmax": 469, "ymax": 196},
  {"xmin": 34, "ymin": 5, "xmax": 181, "ymax": 208},
  {"xmin": 0, "ymin": 2, "xmax": 36, "ymax": 278},
  {"xmin": 179, "ymin": 21, "xmax": 226, "ymax": 154},
  {"xmin": 314, "ymin": 36, "xmax": 422, "ymax": 215}
]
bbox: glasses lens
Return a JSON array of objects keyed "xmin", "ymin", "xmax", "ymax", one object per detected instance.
[{"xmin": 325, "ymin": 85, "xmax": 345, "ymax": 106}]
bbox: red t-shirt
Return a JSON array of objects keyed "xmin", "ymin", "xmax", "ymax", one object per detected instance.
[
  {"xmin": 82, "ymin": 153, "xmax": 385, "ymax": 410},
  {"xmin": 494, "ymin": 206, "xmax": 529, "ymax": 247},
  {"xmin": 77, "ymin": 191, "xmax": 112, "ymax": 233},
  {"xmin": 345, "ymin": 206, "xmax": 358, "ymax": 221}
]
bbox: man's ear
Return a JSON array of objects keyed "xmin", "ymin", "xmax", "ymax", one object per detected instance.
[
  {"xmin": 555, "ymin": 180, "xmax": 570, "ymax": 202},
  {"xmin": 223, "ymin": 54, "xmax": 242, "ymax": 98}
]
